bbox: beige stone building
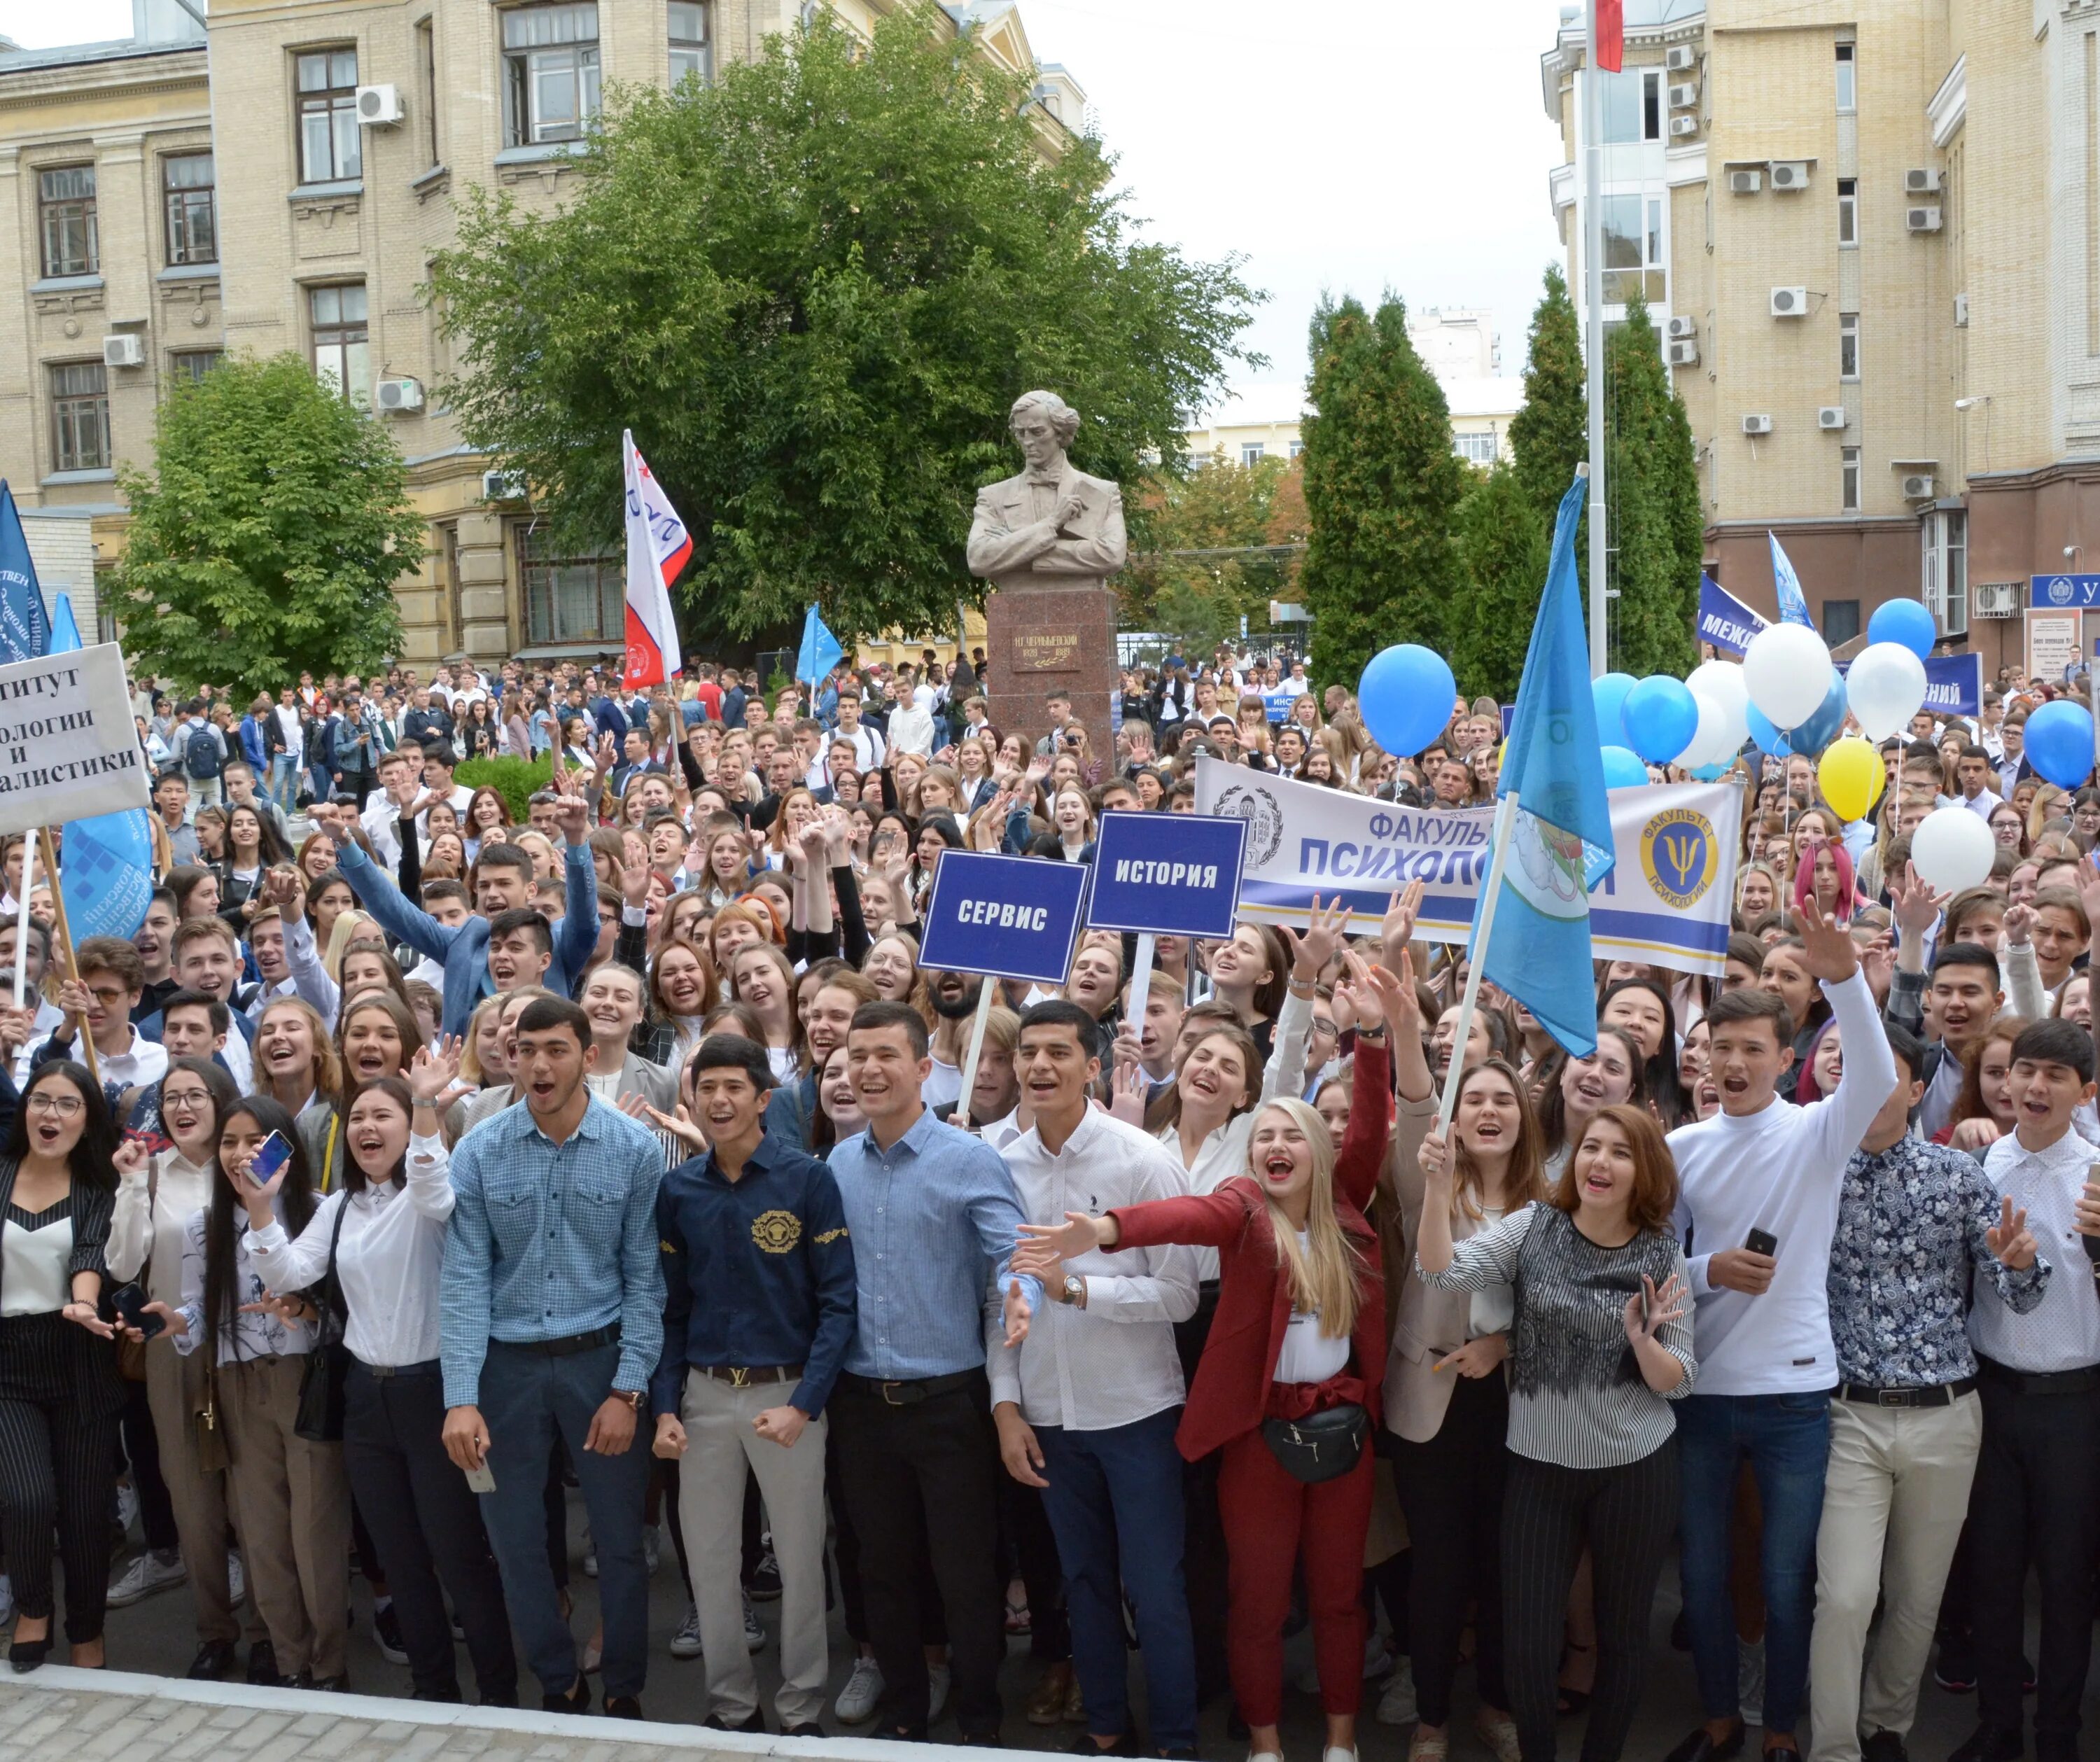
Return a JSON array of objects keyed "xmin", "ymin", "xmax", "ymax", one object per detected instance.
[
  {"xmin": 1184, "ymin": 374, "xmax": 1526, "ymax": 472},
  {"xmin": 1542, "ymin": 0, "xmax": 2100, "ymax": 673},
  {"xmin": 0, "ymin": 0, "xmax": 1081, "ymax": 669}
]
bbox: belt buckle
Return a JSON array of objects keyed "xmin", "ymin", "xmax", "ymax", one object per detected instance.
[
  {"xmin": 881, "ymin": 1380, "xmax": 904, "ymax": 1406},
  {"xmin": 729, "ymin": 1366, "xmax": 749, "ymax": 1389},
  {"xmin": 1877, "ymin": 1389, "xmax": 1907, "ymax": 1408}
]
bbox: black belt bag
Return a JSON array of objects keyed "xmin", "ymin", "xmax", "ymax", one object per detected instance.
[{"xmin": 1261, "ymin": 1401, "xmax": 1368, "ymax": 1484}]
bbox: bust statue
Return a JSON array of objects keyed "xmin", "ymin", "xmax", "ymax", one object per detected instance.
[{"xmin": 966, "ymin": 390, "xmax": 1128, "ymax": 590}]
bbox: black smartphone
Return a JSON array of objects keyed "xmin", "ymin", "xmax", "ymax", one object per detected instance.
[
  {"xmin": 109, "ymin": 1282, "xmax": 163, "ymax": 1342},
  {"xmin": 1745, "ymin": 1227, "xmax": 1779, "ymax": 1257}
]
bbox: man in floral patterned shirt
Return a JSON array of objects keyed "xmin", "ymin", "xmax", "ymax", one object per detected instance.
[{"xmin": 1809, "ymin": 1021, "xmax": 2047, "ymax": 1762}]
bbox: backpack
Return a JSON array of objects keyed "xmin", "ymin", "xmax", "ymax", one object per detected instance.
[{"xmin": 183, "ymin": 723, "xmax": 220, "ymax": 781}]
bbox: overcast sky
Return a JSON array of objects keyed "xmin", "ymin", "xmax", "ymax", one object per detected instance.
[{"xmin": 0, "ymin": 0, "xmax": 1570, "ymax": 411}]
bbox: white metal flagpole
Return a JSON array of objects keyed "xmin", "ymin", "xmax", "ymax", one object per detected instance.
[
  {"xmin": 10, "ymin": 828, "xmax": 32, "ymax": 1009},
  {"xmin": 1436, "ymin": 790, "xmax": 1521, "ymax": 1132},
  {"xmin": 1583, "ymin": 0, "xmax": 1609, "ymax": 680}
]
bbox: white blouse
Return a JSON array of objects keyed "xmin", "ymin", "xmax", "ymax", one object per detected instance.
[{"xmin": 106, "ymin": 1149, "xmax": 216, "ymax": 1299}]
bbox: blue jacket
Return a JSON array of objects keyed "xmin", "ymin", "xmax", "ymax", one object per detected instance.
[
  {"xmin": 335, "ymin": 834, "xmax": 600, "ymax": 1036},
  {"xmin": 239, "ymin": 714, "xmax": 267, "ymax": 769},
  {"xmin": 762, "ymin": 1070, "xmax": 819, "ymax": 1152}
]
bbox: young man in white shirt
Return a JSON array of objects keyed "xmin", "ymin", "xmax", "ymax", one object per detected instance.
[
  {"xmin": 1663, "ymin": 900, "xmax": 1897, "ymax": 1762},
  {"xmin": 17, "ymin": 937, "xmax": 169, "ymax": 1092},
  {"xmin": 990, "ymin": 1001, "xmax": 1200, "ymax": 1759},
  {"xmin": 832, "ymin": 689, "xmax": 886, "ymax": 772},
  {"xmin": 1956, "ymin": 1020, "xmax": 2100, "ymax": 1762}
]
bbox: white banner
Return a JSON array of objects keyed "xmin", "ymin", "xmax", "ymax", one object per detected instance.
[
  {"xmin": 0, "ymin": 643, "xmax": 151, "ymax": 837},
  {"xmin": 1194, "ymin": 758, "xmax": 1742, "ymax": 977}
]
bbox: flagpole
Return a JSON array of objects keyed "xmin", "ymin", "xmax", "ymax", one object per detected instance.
[
  {"xmin": 1436, "ymin": 789, "xmax": 1521, "ymax": 1133},
  {"xmin": 1583, "ymin": 4, "xmax": 1609, "ymax": 680},
  {"xmin": 950, "ymin": 982, "xmax": 997, "ymax": 1132},
  {"xmin": 37, "ymin": 828, "xmax": 99, "ymax": 1087},
  {"xmin": 10, "ymin": 829, "xmax": 32, "ymax": 1010}
]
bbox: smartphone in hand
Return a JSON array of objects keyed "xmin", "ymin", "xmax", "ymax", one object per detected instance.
[
  {"xmin": 1745, "ymin": 1227, "xmax": 1779, "ymax": 1258},
  {"xmin": 464, "ymin": 1462, "xmax": 496, "ymax": 1494},
  {"xmin": 245, "ymin": 1131, "xmax": 294, "ymax": 1191},
  {"xmin": 108, "ymin": 1282, "xmax": 163, "ymax": 1341}
]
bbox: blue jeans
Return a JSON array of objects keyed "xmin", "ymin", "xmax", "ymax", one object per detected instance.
[
  {"xmin": 267, "ymin": 753, "xmax": 299, "ymax": 811},
  {"xmin": 1676, "ymin": 1391, "xmax": 1832, "ymax": 1737},
  {"xmin": 1035, "ymin": 1407, "xmax": 1199, "ymax": 1749},
  {"xmin": 472, "ymin": 1341, "xmax": 652, "ymax": 1700}
]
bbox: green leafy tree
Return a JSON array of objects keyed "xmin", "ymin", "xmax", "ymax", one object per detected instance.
[
  {"xmin": 1452, "ymin": 463, "xmax": 1548, "ymax": 701},
  {"xmin": 1123, "ymin": 450, "xmax": 1295, "ymax": 645},
  {"xmin": 1604, "ymin": 294, "xmax": 1700, "ymax": 678},
  {"xmin": 429, "ymin": 2, "xmax": 1259, "ymax": 648},
  {"xmin": 115, "ymin": 354, "xmax": 421, "ymax": 691},
  {"xmin": 1300, "ymin": 295, "xmax": 1469, "ymax": 691},
  {"xmin": 1508, "ymin": 264, "xmax": 1587, "ymax": 537}
]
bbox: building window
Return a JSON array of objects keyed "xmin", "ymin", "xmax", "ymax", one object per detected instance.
[
  {"xmin": 169, "ymin": 350, "xmax": 222, "ymax": 386},
  {"xmin": 1455, "ymin": 432, "xmax": 1499, "ymax": 464},
  {"xmin": 670, "ymin": 1, "xmax": 710, "ymax": 85},
  {"xmin": 1835, "ymin": 43, "xmax": 1856, "ymax": 113},
  {"xmin": 162, "ymin": 153, "xmax": 216, "ymax": 267},
  {"xmin": 309, "ymin": 283, "xmax": 370, "ymax": 404},
  {"xmin": 1288, "ymin": 440, "xmax": 1305, "ymax": 459},
  {"xmin": 1240, "ymin": 442, "xmax": 1265, "ymax": 466},
  {"xmin": 1924, "ymin": 508, "xmax": 1968, "ymax": 636},
  {"xmin": 522, "ymin": 528, "xmax": 622, "ymax": 644},
  {"xmin": 1841, "ymin": 445, "xmax": 1861, "ymax": 512},
  {"xmin": 417, "ymin": 18, "xmax": 440, "ymax": 165},
  {"xmin": 38, "ymin": 166, "xmax": 97, "ymax": 279},
  {"xmin": 1823, "ymin": 599, "xmax": 1861, "ymax": 645},
  {"xmin": 504, "ymin": 3, "xmax": 601, "ymax": 146},
  {"xmin": 1837, "ymin": 177, "xmax": 1857, "ymax": 246},
  {"xmin": 1600, "ymin": 68, "xmax": 1665, "ymax": 144},
  {"xmin": 50, "ymin": 362, "xmax": 110, "ymax": 472},
  {"xmin": 296, "ymin": 48, "xmax": 362, "ymax": 183},
  {"xmin": 1599, "ymin": 192, "xmax": 1667, "ymax": 304},
  {"xmin": 1839, "ymin": 312, "xmax": 1860, "ymax": 380}
]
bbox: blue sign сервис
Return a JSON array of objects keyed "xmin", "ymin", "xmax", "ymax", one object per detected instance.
[
  {"xmin": 1086, "ymin": 810, "xmax": 1247, "ymax": 938},
  {"xmin": 919, "ymin": 851, "xmax": 1089, "ymax": 986}
]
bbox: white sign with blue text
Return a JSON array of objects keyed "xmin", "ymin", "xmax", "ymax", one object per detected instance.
[
  {"xmin": 1087, "ymin": 810, "xmax": 1247, "ymax": 938},
  {"xmin": 920, "ymin": 851, "xmax": 1090, "ymax": 987}
]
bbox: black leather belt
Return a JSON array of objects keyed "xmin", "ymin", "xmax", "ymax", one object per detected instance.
[
  {"xmin": 1838, "ymin": 1377, "xmax": 1975, "ymax": 1409},
  {"xmin": 697, "ymin": 1364, "xmax": 802, "ymax": 1387},
  {"xmin": 839, "ymin": 1368, "xmax": 980, "ymax": 1406},
  {"xmin": 1977, "ymin": 1355, "xmax": 2100, "ymax": 1396},
  {"xmin": 358, "ymin": 1358, "xmax": 442, "ymax": 1380},
  {"xmin": 496, "ymin": 1324, "xmax": 622, "ymax": 1358}
]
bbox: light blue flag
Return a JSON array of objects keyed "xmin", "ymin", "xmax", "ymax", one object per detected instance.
[
  {"xmin": 0, "ymin": 482, "xmax": 50, "ymax": 663},
  {"xmin": 797, "ymin": 603, "xmax": 844, "ymax": 687},
  {"xmin": 48, "ymin": 587, "xmax": 153, "ymax": 939},
  {"xmin": 48, "ymin": 592, "xmax": 80, "ymax": 654},
  {"xmin": 1768, "ymin": 531, "xmax": 1816, "ymax": 629},
  {"xmin": 1478, "ymin": 471, "xmax": 1616, "ymax": 1057}
]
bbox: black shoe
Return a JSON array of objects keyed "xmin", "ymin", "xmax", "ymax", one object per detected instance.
[
  {"xmin": 2036, "ymin": 1740, "xmax": 2078, "ymax": 1762},
  {"xmin": 1948, "ymin": 1726, "xmax": 2023, "ymax": 1762},
  {"xmin": 412, "ymin": 1684, "xmax": 463, "ymax": 1702},
  {"xmin": 1862, "ymin": 1733, "xmax": 1908, "ymax": 1762},
  {"xmin": 7, "ymin": 1635, "xmax": 51, "ymax": 1674},
  {"xmin": 750, "ymin": 1548, "xmax": 783, "ymax": 1602},
  {"xmin": 879, "ymin": 1724, "xmax": 928, "ymax": 1743},
  {"xmin": 1938, "ymin": 1637, "xmax": 1979, "ymax": 1694},
  {"xmin": 961, "ymin": 1737, "xmax": 1002, "ymax": 1749},
  {"xmin": 1070, "ymin": 1734, "xmax": 1142, "ymax": 1756},
  {"xmin": 785, "ymin": 1723, "xmax": 827, "ymax": 1739},
  {"xmin": 1662, "ymin": 1726, "xmax": 1746, "ymax": 1762},
  {"xmin": 2024, "ymin": 1658, "xmax": 2039, "ymax": 1695},
  {"xmin": 186, "ymin": 1639, "xmax": 237, "ymax": 1681},
  {"xmin": 309, "ymin": 1674, "xmax": 350, "ymax": 1693},
  {"xmin": 373, "ymin": 1602, "xmax": 407, "ymax": 1665},
  {"xmin": 1157, "ymin": 1750, "xmax": 1200, "ymax": 1761},
  {"xmin": 603, "ymin": 1695, "xmax": 643, "ymax": 1721},
  {"xmin": 286, "ymin": 1671, "xmax": 313, "ymax": 1690},
  {"xmin": 707, "ymin": 1710, "xmax": 767, "ymax": 1733},
  {"xmin": 542, "ymin": 1677, "xmax": 592, "ymax": 1715},
  {"xmin": 1765, "ymin": 1744, "xmax": 1802, "ymax": 1762},
  {"xmin": 246, "ymin": 1638, "xmax": 281, "ymax": 1686}
]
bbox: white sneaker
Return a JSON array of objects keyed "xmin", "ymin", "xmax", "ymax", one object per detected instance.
[
  {"xmin": 1738, "ymin": 1635, "xmax": 1766, "ymax": 1728},
  {"xmin": 227, "ymin": 1551, "xmax": 245, "ymax": 1606},
  {"xmin": 108, "ymin": 1548, "xmax": 187, "ymax": 1607},
  {"xmin": 743, "ymin": 1589, "xmax": 765, "ymax": 1652},
  {"xmin": 1376, "ymin": 1658, "xmax": 1419, "ymax": 1726},
  {"xmin": 928, "ymin": 1661, "xmax": 951, "ymax": 1722},
  {"xmin": 115, "ymin": 1480, "xmax": 141, "ymax": 1537},
  {"xmin": 1323, "ymin": 1749, "xmax": 1359, "ymax": 1762},
  {"xmin": 671, "ymin": 1602, "xmax": 703, "ymax": 1659},
  {"xmin": 835, "ymin": 1654, "xmax": 884, "ymax": 1722}
]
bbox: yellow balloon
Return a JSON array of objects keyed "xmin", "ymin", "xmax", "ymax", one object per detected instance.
[{"xmin": 1816, "ymin": 737, "xmax": 1885, "ymax": 825}]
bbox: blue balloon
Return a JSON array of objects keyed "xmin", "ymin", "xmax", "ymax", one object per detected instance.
[
  {"xmin": 1592, "ymin": 673, "xmax": 1637, "ymax": 745},
  {"xmin": 1746, "ymin": 704, "xmax": 1791, "ymax": 758},
  {"xmin": 1788, "ymin": 668, "xmax": 1849, "ymax": 759},
  {"xmin": 1690, "ymin": 760, "xmax": 1735, "ymax": 782},
  {"xmin": 58, "ymin": 809, "xmax": 154, "ymax": 943},
  {"xmin": 1357, "ymin": 644, "xmax": 1457, "ymax": 757},
  {"xmin": 1600, "ymin": 745, "xmax": 1650, "ymax": 790},
  {"xmin": 1866, "ymin": 599, "xmax": 1938, "ymax": 662},
  {"xmin": 1620, "ymin": 675, "xmax": 1700, "ymax": 763},
  {"xmin": 2024, "ymin": 699, "xmax": 2097, "ymax": 790}
]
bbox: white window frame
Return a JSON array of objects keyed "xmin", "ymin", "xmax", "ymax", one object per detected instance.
[
  {"xmin": 1240, "ymin": 442, "xmax": 1265, "ymax": 467},
  {"xmin": 670, "ymin": 1, "xmax": 710, "ymax": 86},
  {"xmin": 503, "ymin": 3, "xmax": 602, "ymax": 146},
  {"xmin": 309, "ymin": 281, "xmax": 370, "ymax": 406},
  {"xmin": 1835, "ymin": 43, "xmax": 1856, "ymax": 114},
  {"xmin": 1837, "ymin": 177, "xmax": 1858, "ymax": 247},
  {"xmin": 1839, "ymin": 312, "xmax": 1860, "ymax": 382},
  {"xmin": 295, "ymin": 48, "xmax": 361, "ymax": 184},
  {"xmin": 1454, "ymin": 432, "xmax": 1498, "ymax": 465},
  {"xmin": 1840, "ymin": 445, "xmax": 1861, "ymax": 513},
  {"xmin": 1923, "ymin": 508, "xmax": 1968, "ymax": 636}
]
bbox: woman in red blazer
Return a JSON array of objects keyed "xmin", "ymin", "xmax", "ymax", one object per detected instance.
[{"xmin": 1019, "ymin": 956, "xmax": 1398, "ymax": 1762}]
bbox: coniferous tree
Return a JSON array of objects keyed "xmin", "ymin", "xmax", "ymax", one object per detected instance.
[
  {"xmin": 1508, "ymin": 265, "xmax": 1587, "ymax": 533},
  {"xmin": 1452, "ymin": 463, "xmax": 1549, "ymax": 701},
  {"xmin": 1604, "ymin": 294, "xmax": 1700, "ymax": 678},
  {"xmin": 1301, "ymin": 295, "xmax": 1469, "ymax": 692}
]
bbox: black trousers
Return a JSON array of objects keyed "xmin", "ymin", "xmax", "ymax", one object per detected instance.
[
  {"xmin": 344, "ymin": 1362, "xmax": 517, "ymax": 1703},
  {"xmin": 119, "ymin": 1373, "xmax": 178, "ymax": 1553},
  {"xmin": 0, "ymin": 1312, "xmax": 122, "ymax": 1642},
  {"xmin": 826, "ymin": 1434, "xmax": 946, "ymax": 1649},
  {"xmin": 832, "ymin": 1373, "xmax": 1004, "ymax": 1736},
  {"xmin": 1501, "ymin": 1442, "xmax": 1678, "ymax": 1762},
  {"xmin": 1390, "ymin": 1371, "xmax": 1512, "ymax": 1725},
  {"xmin": 1968, "ymin": 1371, "xmax": 2100, "ymax": 1742}
]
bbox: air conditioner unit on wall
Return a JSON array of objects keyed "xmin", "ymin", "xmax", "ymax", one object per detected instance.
[
  {"xmin": 1768, "ymin": 160, "xmax": 1811, "ymax": 190},
  {"xmin": 1728, "ymin": 169, "xmax": 1763, "ymax": 195},
  {"xmin": 1905, "ymin": 167, "xmax": 1942, "ymax": 194},
  {"xmin": 1907, "ymin": 206, "xmax": 1944, "ymax": 232},
  {"xmin": 1666, "ymin": 315, "xmax": 1698, "ymax": 340},
  {"xmin": 482, "ymin": 469, "xmax": 526, "ymax": 502},
  {"xmin": 102, "ymin": 334, "xmax": 146, "ymax": 368},
  {"xmin": 374, "ymin": 376, "xmax": 424, "ymax": 413},
  {"xmin": 1669, "ymin": 82, "xmax": 1700, "ymax": 109},
  {"xmin": 1901, "ymin": 473, "xmax": 1936, "ymax": 498},
  {"xmin": 1973, "ymin": 581, "xmax": 2021, "ymax": 618},
  {"xmin": 356, "ymin": 84, "xmax": 405, "ymax": 126},
  {"xmin": 1818, "ymin": 407, "xmax": 1847, "ymax": 430},
  {"xmin": 1770, "ymin": 286, "xmax": 1809, "ymax": 316},
  {"xmin": 1742, "ymin": 414, "xmax": 1773, "ymax": 435},
  {"xmin": 1665, "ymin": 46, "xmax": 1698, "ymax": 71},
  {"xmin": 1670, "ymin": 115, "xmax": 1700, "ymax": 137},
  {"xmin": 1667, "ymin": 340, "xmax": 1700, "ymax": 366}
]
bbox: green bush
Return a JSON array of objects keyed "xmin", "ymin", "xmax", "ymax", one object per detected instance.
[{"xmin": 456, "ymin": 753, "xmax": 553, "ymax": 826}]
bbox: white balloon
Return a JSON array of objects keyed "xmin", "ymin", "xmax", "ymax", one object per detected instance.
[
  {"xmin": 1909, "ymin": 805, "xmax": 1997, "ymax": 895},
  {"xmin": 1678, "ymin": 692, "xmax": 1727, "ymax": 767},
  {"xmin": 1686, "ymin": 659, "xmax": 1750, "ymax": 757},
  {"xmin": 1844, "ymin": 642, "xmax": 1928, "ymax": 742},
  {"xmin": 1742, "ymin": 624, "xmax": 1834, "ymax": 727}
]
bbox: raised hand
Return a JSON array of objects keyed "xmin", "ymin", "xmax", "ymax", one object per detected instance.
[
  {"xmin": 1109, "ymin": 1056, "xmax": 1148, "ymax": 1126},
  {"xmin": 553, "ymin": 793, "xmax": 593, "ymax": 846},
  {"xmin": 1986, "ymin": 1194, "xmax": 2040, "ymax": 1270},
  {"xmin": 620, "ymin": 848, "xmax": 653, "ymax": 907},
  {"xmin": 1418, "ymin": 1124, "xmax": 1455, "ymax": 1186},
  {"xmin": 1795, "ymin": 894, "xmax": 1861, "ymax": 983},
  {"xmin": 1887, "ymin": 862, "xmax": 1949, "ymax": 939},
  {"xmin": 1380, "ymin": 881, "xmax": 1427, "ymax": 970},
  {"xmin": 408, "ymin": 1037, "xmax": 463, "ymax": 1105},
  {"xmin": 1623, "ymin": 1271, "xmax": 1688, "ymax": 1342},
  {"xmin": 2003, "ymin": 901, "xmax": 2035, "ymax": 949},
  {"xmin": 1287, "ymin": 893, "xmax": 1353, "ymax": 980},
  {"xmin": 112, "ymin": 1137, "xmax": 149, "ymax": 1180},
  {"xmin": 643, "ymin": 1101, "xmax": 710, "ymax": 1157}
]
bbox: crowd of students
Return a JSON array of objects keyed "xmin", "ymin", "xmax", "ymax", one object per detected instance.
[{"xmin": 0, "ymin": 645, "xmax": 2094, "ymax": 1762}]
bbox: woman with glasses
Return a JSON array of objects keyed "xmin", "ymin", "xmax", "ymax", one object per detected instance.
[{"xmin": 0, "ymin": 1061, "xmax": 125, "ymax": 1671}]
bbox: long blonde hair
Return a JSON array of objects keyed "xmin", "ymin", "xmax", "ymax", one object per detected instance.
[{"xmin": 1253, "ymin": 1098, "xmax": 1364, "ymax": 1340}]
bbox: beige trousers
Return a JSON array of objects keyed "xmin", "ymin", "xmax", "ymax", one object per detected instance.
[{"xmin": 142, "ymin": 1338, "xmax": 267, "ymax": 1647}]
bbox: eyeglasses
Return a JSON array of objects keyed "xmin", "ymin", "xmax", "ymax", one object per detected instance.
[
  {"xmin": 162, "ymin": 1091, "xmax": 210, "ymax": 1114},
  {"xmin": 1309, "ymin": 1018, "xmax": 1339, "ymax": 1040},
  {"xmin": 25, "ymin": 1093, "xmax": 83, "ymax": 1117}
]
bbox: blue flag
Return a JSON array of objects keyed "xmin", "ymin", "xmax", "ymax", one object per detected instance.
[
  {"xmin": 796, "ymin": 603, "xmax": 843, "ymax": 687},
  {"xmin": 1480, "ymin": 471, "xmax": 1616, "ymax": 1057},
  {"xmin": 48, "ymin": 592, "xmax": 80, "ymax": 655},
  {"xmin": 0, "ymin": 482, "xmax": 49, "ymax": 664},
  {"xmin": 1768, "ymin": 532, "xmax": 1816, "ymax": 629}
]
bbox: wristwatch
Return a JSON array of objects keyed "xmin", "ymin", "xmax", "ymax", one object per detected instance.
[
  {"xmin": 1061, "ymin": 1273, "xmax": 1086, "ymax": 1307},
  {"xmin": 612, "ymin": 1387, "xmax": 644, "ymax": 1413}
]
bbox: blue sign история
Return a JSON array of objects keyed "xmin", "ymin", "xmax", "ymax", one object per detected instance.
[{"xmin": 1086, "ymin": 810, "xmax": 1247, "ymax": 939}]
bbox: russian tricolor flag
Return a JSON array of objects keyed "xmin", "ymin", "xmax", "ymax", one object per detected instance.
[
  {"xmin": 1595, "ymin": 0, "xmax": 1623, "ymax": 71},
  {"xmin": 622, "ymin": 430, "xmax": 693, "ymax": 690}
]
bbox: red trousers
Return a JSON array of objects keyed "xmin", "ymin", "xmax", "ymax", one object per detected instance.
[{"xmin": 1217, "ymin": 1426, "xmax": 1376, "ymax": 1723}]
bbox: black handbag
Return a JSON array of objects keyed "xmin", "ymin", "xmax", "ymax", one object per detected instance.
[
  {"xmin": 1261, "ymin": 1401, "xmax": 1368, "ymax": 1484},
  {"xmin": 294, "ymin": 1197, "xmax": 351, "ymax": 1444}
]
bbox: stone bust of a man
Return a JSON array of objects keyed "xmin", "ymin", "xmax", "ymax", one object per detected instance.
[{"xmin": 966, "ymin": 389, "xmax": 1127, "ymax": 589}]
